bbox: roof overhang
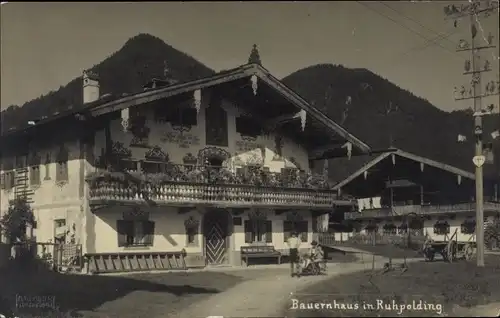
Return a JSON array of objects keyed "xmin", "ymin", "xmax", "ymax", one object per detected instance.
[
  {"xmin": 88, "ymin": 63, "xmax": 371, "ymax": 154},
  {"xmin": 1, "ymin": 64, "xmax": 371, "ymax": 157},
  {"xmin": 333, "ymin": 148, "xmax": 475, "ymax": 191}
]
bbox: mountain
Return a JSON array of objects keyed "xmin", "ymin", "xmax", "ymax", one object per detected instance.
[
  {"xmin": 1, "ymin": 33, "xmax": 215, "ymax": 133},
  {"xmin": 281, "ymin": 64, "xmax": 500, "ymax": 180},
  {"xmin": 2, "ymin": 35, "xmax": 498, "ymax": 180}
]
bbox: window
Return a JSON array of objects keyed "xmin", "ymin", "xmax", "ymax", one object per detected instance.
[
  {"xmin": 158, "ymin": 107, "xmax": 197, "ymax": 127},
  {"xmin": 235, "ymin": 116, "xmax": 262, "ymax": 137},
  {"xmin": 397, "ymin": 224, "xmax": 408, "ymax": 234},
  {"xmin": 205, "ymin": 100, "xmax": 228, "ymax": 147},
  {"xmin": 117, "ymin": 220, "xmax": 155, "ymax": 247},
  {"xmin": 244, "ymin": 220, "xmax": 272, "ymax": 243},
  {"xmin": 461, "ymin": 218, "xmax": 475, "ymax": 234},
  {"xmin": 29, "ymin": 153, "xmax": 41, "ymax": 186},
  {"xmin": 283, "ymin": 220, "xmax": 308, "ymax": 242},
  {"xmin": 383, "ymin": 223, "xmax": 397, "ymax": 235},
  {"xmin": 1, "ymin": 171, "xmax": 15, "ymax": 191},
  {"xmin": 56, "ymin": 146, "xmax": 69, "ymax": 183},
  {"xmin": 184, "ymin": 216, "xmax": 200, "ymax": 246},
  {"xmin": 187, "ymin": 227, "xmax": 198, "ymax": 245},
  {"xmin": 433, "ymin": 220, "xmax": 450, "ymax": 235}
]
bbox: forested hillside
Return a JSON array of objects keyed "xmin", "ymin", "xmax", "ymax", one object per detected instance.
[{"xmin": 1, "ymin": 34, "xmax": 498, "ymax": 179}]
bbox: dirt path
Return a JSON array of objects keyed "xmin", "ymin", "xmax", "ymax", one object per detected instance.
[{"xmin": 167, "ymin": 258, "xmax": 412, "ymax": 318}]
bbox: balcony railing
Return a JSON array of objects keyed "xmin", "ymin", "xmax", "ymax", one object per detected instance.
[
  {"xmin": 86, "ymin": 164, "xmax": 348, "ymax": 209},
  {"xmin": 345, "ymin": 202, "xmax": 500, "ymax": 220}
]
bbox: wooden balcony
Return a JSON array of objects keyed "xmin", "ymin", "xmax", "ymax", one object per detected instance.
[
  {"xmin": 86, "ymin": 164, "xmax": 349, "ymax": 210},
  {"xmin": 345, "ymin": 202, "xmax": 500, "ymax": 220}
]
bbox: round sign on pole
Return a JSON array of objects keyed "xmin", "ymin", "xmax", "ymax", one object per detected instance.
[{"xmin": 472, "ymin": 155, "xmax": 486, "ymax": 167}]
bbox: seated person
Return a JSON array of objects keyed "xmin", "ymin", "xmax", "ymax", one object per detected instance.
[
  {"xmin": 310, "ymin": 241, "xmax": 325, "ymax": 267},
  {"xmin": 303, "ymin": 241, "xmax": 325, "ymax": 269}
]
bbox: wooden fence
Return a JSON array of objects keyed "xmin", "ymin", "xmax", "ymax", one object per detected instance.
[
  {"xmin": 318, "ymin": 232, "xmax": 427, "ymax": 250},
  {"xmin": 8, "ymin": 241, "xmax": 83, "ymax": 272}
]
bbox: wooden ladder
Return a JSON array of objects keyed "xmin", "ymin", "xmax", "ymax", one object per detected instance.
[{"xmin": 85, "ymin": 252, "xmax": 187, "ymax": 274}]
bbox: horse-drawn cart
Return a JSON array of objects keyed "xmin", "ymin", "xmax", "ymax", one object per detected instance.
[{"xmin": 422, "ymin": 229, "xmax": 476, "ymax": 262}]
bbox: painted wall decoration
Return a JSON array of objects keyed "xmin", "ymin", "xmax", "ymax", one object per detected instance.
[
  {"xmin": 112, "ymin": 142, "xmax": 132, "ymax": 158},
  {"xmin": 145, "ymin": 146, "xmax": 169, "ymax": 162},
  {"xmin": 128, "ymin": 112, "xmax": 150, "ymax": 148},
  {"xmin": 161, "ymin": 130, "xmax": 200, "ymax": 149}
]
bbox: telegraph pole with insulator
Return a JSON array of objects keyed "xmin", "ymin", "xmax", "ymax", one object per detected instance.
[{"xmin": 445, "ymin": 0, "xmax": 499, "ymax": 267}]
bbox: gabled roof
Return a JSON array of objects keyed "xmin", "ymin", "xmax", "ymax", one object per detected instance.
[
  {"xmin": 89, "ymin": 63, "xmax": 370, "ymax": 153},
  {"xmin": 333, "ymin": 148, "xmax": 475, "ymax": 190},
  {"xmin": 2, "ymin": 63, "xmax": 371, "ymax": 154}
]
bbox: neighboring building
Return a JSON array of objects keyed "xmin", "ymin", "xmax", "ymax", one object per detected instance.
[
  {"xmin": 0, "ymin": 58, "xmax": 370, "ymax": 271},
  {"xmin": 334, "ymin": 149, "xmax": 500, "ymax": 242}
]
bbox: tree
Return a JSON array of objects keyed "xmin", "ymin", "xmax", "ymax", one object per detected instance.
[
  {"xmin": 485, "ymin": 219, "xmax": 500, "ymax": 250},
  {"xmin": 0, "ymin": 198, "xmax": 35, "ymax": 243}
]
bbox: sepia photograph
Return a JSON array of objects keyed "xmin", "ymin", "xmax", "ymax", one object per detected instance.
[{"xmin": 0, "ymin": 1, "xmax": 499, "ymax": 317}]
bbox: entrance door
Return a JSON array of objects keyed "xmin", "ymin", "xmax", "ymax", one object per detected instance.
[{"xmin": 203, "ymin": 209, "xmax": 229, "ymax": 265}]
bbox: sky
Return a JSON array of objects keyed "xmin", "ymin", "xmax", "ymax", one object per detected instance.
[{"xmin": 1, "ymin": 1, "xmax": 499, "ymax": 112}]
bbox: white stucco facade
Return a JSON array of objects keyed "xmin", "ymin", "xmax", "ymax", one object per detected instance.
[{"xmin": 0, "ymin": 86, "xmax": 321, "ymax": 267}]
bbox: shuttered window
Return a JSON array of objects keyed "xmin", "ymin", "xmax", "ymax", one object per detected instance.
[
  {"xmin": 117, "ymin": 220, "xmax": 155, "ymax": 247},
  {"xmin": 244, "ymin": 220, "xmax": 272, "ymax": 243},
  {"xmin": 1, "ymin": 172, "xmax": 15, "ymax": 191},
  {"xmin": 283, "ymin": 221, "xmax": 308, "ymax": 242}
]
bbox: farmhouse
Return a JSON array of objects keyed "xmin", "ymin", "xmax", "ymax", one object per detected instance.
[
  {"xmin": 332, "ymin": 149, "xmax": 500, "ymax": 243},
  {"xmin": 0, "ymin": 57, "xmax": 370, "ymax": 272}
]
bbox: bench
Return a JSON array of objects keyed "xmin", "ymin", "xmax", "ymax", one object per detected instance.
[{"xmin": 240, "ymin": 245, "xmax": 282, "ymax": 266}]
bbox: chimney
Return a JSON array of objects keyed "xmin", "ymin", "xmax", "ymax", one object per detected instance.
[{"xmin": 83, "ymin": 70, "xmax": 100, "ymax": 104}]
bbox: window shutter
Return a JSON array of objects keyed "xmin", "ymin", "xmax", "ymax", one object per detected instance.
[
  {"xmin": 184, "ymin": 108, "xmax": 198, "ymax": 126},
  {"xmin": 283, "ymin": 221, "xmax": 292, "ymax": 242},
  {"xmin": 5, "ymin": 173, "xmax": 10, "ymax": 190},
  {"xmin": 244, "ymin": 220, "xmax": 253, "ymax": 243},
  {"xmin": 265, "ymin": 220, "xmax": 273, "ymax": 243},
  {"xmin": 299, "ymin": 221, "xmax": 308, "ymax": 242},
  {"xmin": 143, "ymin": 221, "xmax": 155, "ymax": 245},
  {"xmin": 116, "ymin": 220, "xmax": 129, "ymax": 247},
  {"xmin": 63, "ymin": 163, "xmax": 69, "ymax": 181},
  {"xmin": 0, "ymin": 174, "xmax": 4, "ymax": 189}
]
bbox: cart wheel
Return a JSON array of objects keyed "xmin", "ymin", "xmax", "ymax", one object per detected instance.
[
  {"xmin": 446, "ymin": 241, "xmax": 456, "ymax": 262},
  {"xmin": 311, "ymin": 264, "xmax": 320, "ymax": 275},
  {"xmin": 464, "ymin": 243, "xmax": 474, "ymax": 261}
]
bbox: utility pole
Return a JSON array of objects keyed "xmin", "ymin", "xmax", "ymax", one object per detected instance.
[{"xmin": 445, "ymin": 0, "xmax": 499, "ymax": 267}]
